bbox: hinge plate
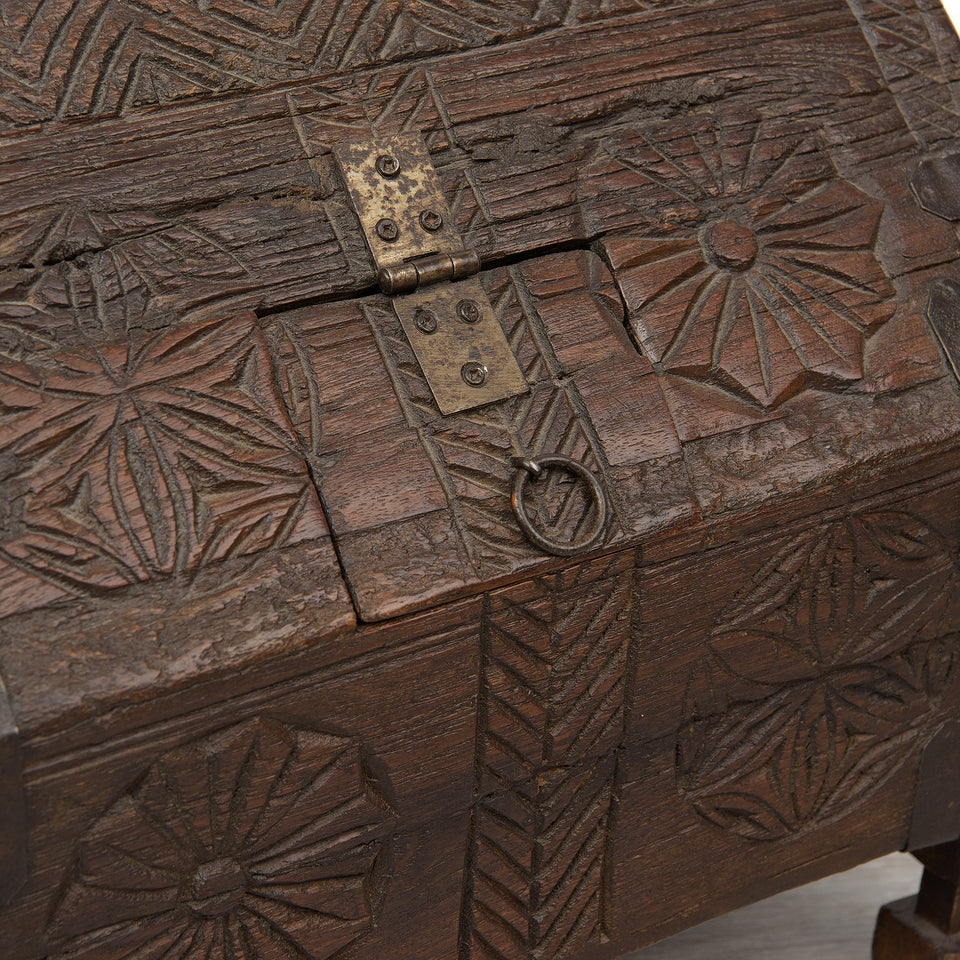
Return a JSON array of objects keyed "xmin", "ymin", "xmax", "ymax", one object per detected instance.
[
  {"xmin": 334, "ymin": 132, "xmax": 464, "ymax": 274},
  {"xmin": 394, "ymin": 276, "xmax": 528, "ymax": 414},
  {"xmin": 333, "ymin": 133, "xmax": 528, "ymax": 415}
]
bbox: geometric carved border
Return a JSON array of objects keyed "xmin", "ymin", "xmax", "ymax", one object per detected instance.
[
  {"xmin": 848, "ymin": 0, "xmax": 960, "ymax": 148},
  {"xmin": 459, "ymin": 555, "xmax": 638, "ymax": 959},
  {"xmin": 0, "ymin": 0, "xmax": 708, "ymax": 127}
]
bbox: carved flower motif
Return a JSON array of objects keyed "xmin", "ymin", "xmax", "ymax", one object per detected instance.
[
  {"xmin": 0, "ymin": 315, "xmax": 321, "ymax": 616},
  {"xmin": 677, "ymin": 511, "xmax": 960, "ymax": 841},
  {"xmin": 49, "ymin": 718, "xmax": 396, "ymax": 960},
  {"xmin": 604, "ymin": 114, "xmax": 896, "ymax": 407}
]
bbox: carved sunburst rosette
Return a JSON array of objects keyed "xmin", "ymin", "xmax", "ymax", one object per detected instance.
[
  {"xmin": 48, "ymin": 718, "xmax": 396, "ymax": 959},
  {"xmin": 599, "ymin": 112, "xmax": 896, "ymax": 407},
  {"xmin": 677, "ymin": 511, "xmax": 960, "ymax": 842}
]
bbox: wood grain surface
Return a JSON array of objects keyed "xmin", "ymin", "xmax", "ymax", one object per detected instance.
[
  {"xmin": 635, "ymin": 853, "xmax": 923, "ymax": 960},
  {"xmin": 3, "ymin": 1, "xmax": 960, "ymax": 960}
]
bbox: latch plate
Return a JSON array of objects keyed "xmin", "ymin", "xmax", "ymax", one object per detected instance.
[
  {"xmin": 394, "ymin": 276, "xmax": 528, "ymax": 414},
  {"xmin": 333, "ymin": 133, "xmax": 528, "ymax": 415}
]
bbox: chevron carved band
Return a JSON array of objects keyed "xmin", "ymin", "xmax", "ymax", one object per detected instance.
[{"xmin": 459, "ymin": 555, "xmax": 637, "ymax": 960}]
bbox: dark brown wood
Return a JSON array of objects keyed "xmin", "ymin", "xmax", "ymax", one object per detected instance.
[
  {"xmin": 0, "ymin": 1, "xmax": 688, "ymax": 128},
  {"xmin": 927, "ymin": 279, "xmax": 960, "ymax": 385},
  {"xmin": 265, "ymin": 249, "xmax": 691, "ymax": 620},
  {"xmin": 909, "ymin": 723, "xmax": 960, "ymax": 851},
  {"xmin": 874, "ymin": 896, "xmax": 960, "ymax": 960},
  {"xmin": 3, "ymin": 1, "xmax": 960, "ymax": 959},
  {"xmin": 0, "ymin": 674, "xmax": 26, "ymax": 907}
]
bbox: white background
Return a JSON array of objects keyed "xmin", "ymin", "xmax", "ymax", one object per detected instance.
[{"xmin": 944, "ymin": 0, "xmax": 960, "ymax": 32}]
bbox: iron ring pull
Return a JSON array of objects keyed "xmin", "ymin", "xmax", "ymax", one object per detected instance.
[{"xmin": 510, "ymin": 455, "xmax": 608, "ymax": 557}]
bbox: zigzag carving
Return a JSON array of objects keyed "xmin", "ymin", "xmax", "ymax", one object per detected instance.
[
  {"xmin": 0, "ymin": 0, "xmax": 691, "ymax": 126},
  {"xmin": 459, "ymin": 556, "xmax": 637, "ymax": 960},
  {"xmin": 847, "ymin": 0, "xmax": 960, "ymax": 144}
]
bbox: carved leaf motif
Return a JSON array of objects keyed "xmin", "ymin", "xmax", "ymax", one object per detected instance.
[
  {"xmin": 0, "ymin": 314, "xmax": 322, "ymax": 616},
  {"xmin": 263, "ymin": 317, "xmax": 325, "ymax": 461},
  {"xmin": 677, "ymin": 511, "xmax": 960, "ymax": 842},
  {"xmin": 49, "ymin": 717, "xmax": 396, "ymax": 960},
  {"xmin": 603, "ymin": 113, "xmax": 896, "ymax": 407},
  {"xmin": 460, "ymin": 556, "xmax": 635, "ymax": 960}
]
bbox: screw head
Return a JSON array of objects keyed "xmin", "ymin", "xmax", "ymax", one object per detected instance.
[
  {"xmin": 461, "ymin": 360, "xmax": 488, "ymax": 387},
  {"xmin": 376, "ymin": 218, "xmax": 400, "ymax": 242},
  {"xmin": 375, "ymin": 154, "xmax": 401, "ymax": 177},
  {"xmin": 419, "ymin": 209, "xmax": 444, "ymax": 232},
  {"xmin": 457, "ymin": 299, "xmax": 481, "ymax": 323},
  {"xmin": 414, "ymin": 308, "xmax": 438, "ymax": 334}
]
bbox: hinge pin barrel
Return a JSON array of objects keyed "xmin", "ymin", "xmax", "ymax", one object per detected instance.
[{"xmin": 378, "ymin": 249, "xmax": 481, "ymax": 295}]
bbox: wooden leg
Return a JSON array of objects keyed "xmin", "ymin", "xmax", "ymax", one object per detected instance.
[{"xmin": 874, "ymin": 842, "xmax": 960, "ymax": 959}]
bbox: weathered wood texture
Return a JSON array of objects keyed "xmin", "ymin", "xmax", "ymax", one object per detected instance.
[
  {"xmin": 6, "ymin": 475, "xmax": 960, "ymax": 960},
  {"xmin": 0, "ymin": 2, "xmax": 926, "ymax": 340},
  {"xmin": 0, "ymin": 0, "xmax": 707, "ymax": 128},
  {"xmin": 3, "ymin": 1, "xmax": 960, "ymax": 960},
  {"xmin": 269, "ymin": 250, "xmax": 690, "ymax": 620}
]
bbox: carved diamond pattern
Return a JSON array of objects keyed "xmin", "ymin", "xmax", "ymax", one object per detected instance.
[
  {"xmin": 848, "ymin": 0, "xmax": 960, "ymax": 145},
  {"xmin": 0, "ymin": 0, "xmax": 704, "ymax": 125},
  {"xmin": 677, "ymin": 510, "xmax": 960, "ymax": 842}
]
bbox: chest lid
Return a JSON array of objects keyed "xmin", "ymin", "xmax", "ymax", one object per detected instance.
[{"xmin": 2, "ymin": 0, "xmax": 960, "ymax": 718}]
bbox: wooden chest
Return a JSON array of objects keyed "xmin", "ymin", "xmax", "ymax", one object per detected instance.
[{"xmin": 4, "ymin": 1, "xmax": 960, "ymax": 958}]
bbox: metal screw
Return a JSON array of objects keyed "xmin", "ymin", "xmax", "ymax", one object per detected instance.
[
  {"xmin": 376, "ymin": 218, "xmax": 399, "ymax": 242},
  {"xmin": 419, "ymin": 209, "xmax": 444, "ymax": 232},
  {"xmin": 461, "ymin": 360, "xmax": 488, "ymax": 387},
  {"xmin": 414, "ymin": 308, "xmax": 438, "ymax": 334},
  {"xmin": 457, "ymin": 299, "xmax": 481, "ymax": 323},
  {"xmin": 375, "ymin": 154, "xmax": 401, "ymax": 177}
]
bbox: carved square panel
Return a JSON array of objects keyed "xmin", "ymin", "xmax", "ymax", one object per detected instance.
[{"xmin": 0, "ymin": 313, "xmax": 331, "ymax": 619}]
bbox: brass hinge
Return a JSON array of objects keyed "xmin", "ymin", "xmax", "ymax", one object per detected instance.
[{"xmin": 333, "ymin": 133, "xmax": 529, "ymax": 415}]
